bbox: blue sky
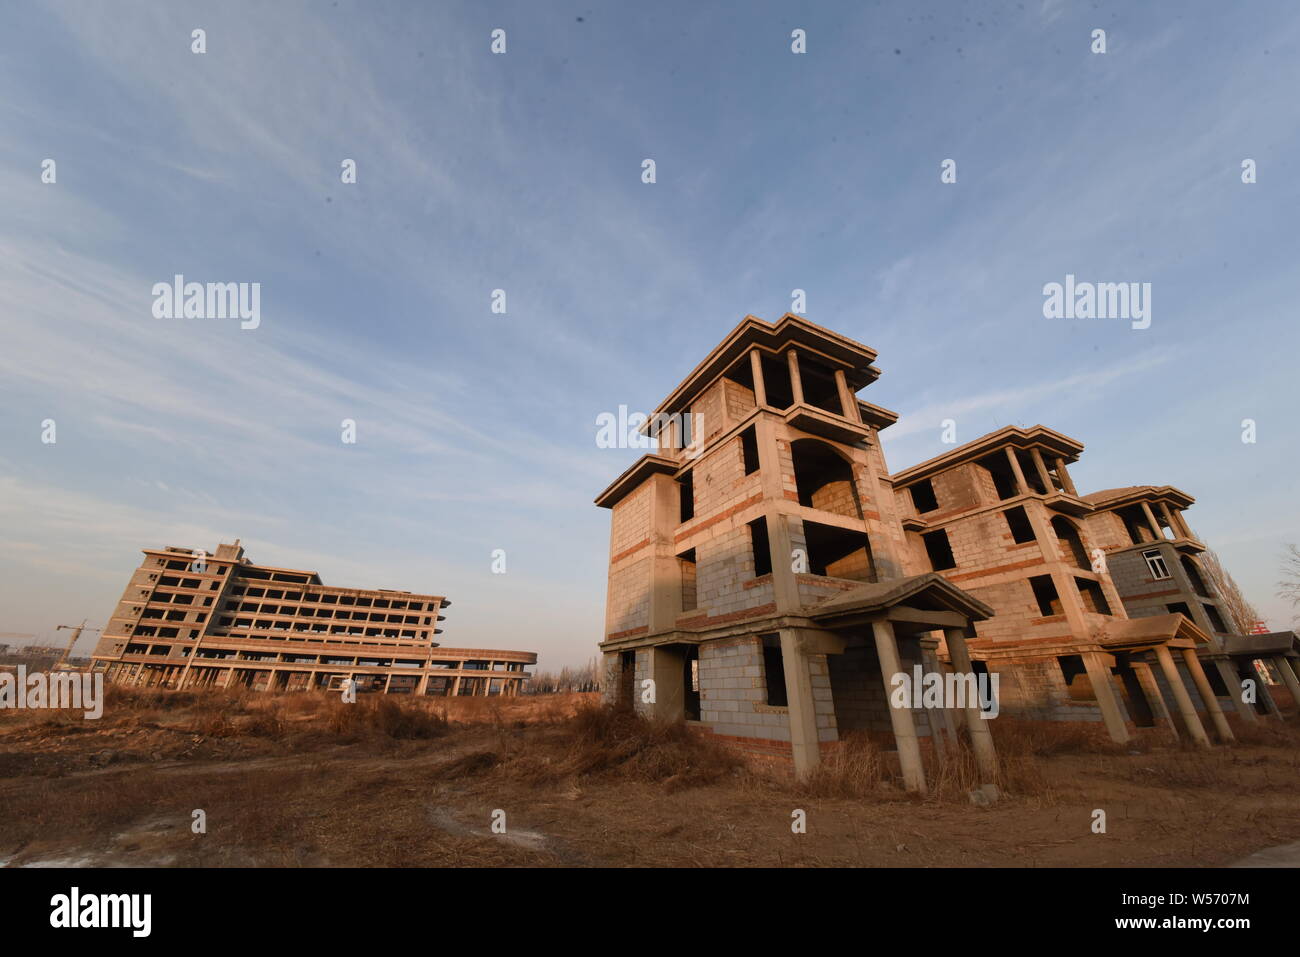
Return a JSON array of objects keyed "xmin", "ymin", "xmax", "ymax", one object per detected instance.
[{"xmin": 1, "ymin": 1, "xmax": 1297, "ymax": 665}]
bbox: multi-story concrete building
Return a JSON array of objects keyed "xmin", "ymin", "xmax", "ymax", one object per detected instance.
[
  {"xmin": 91, "ymin": 541, "xmax": 536, "ymax": 696},
  {"xmin": 891, "ymin": 427, "xmax": 1241, "ymax": 747},
  {"xmin": 595, "ymin": 315, "xmax": 1001, "ymax": 791},
  {"xmin": 1081, "ymin": 485, "xmax": 1300, "ymax": 719}
]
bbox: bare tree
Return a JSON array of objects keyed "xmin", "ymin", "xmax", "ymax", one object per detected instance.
[
  {"xmin": 1278, "ymin": 543, "xmax": 1300, "ymax": 622},
  {"xmin": 1197, "ymin": 544, "xmax": 1260, "ymax": 635},
  {"xmin": 525, "ymin": 657, "xmax": 602, "ymax": 695}
]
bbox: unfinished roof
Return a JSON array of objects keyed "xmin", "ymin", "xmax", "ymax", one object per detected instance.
[
  {"xmin": 891, "ymin": 425, "xmax": 1085, "ymax": 487},
  {"xmin": 650, "ymin": 314, "xmax": 881, "ymax": 420},
  {"xmin": 1080, "ymin": 485, "xmax": 1195, "ymax": 510},
  {"xmin": 809, "ymin": 572, "xmax": 995, "ymax": 624},
  {"xmin": 1223, "ymin": 631, "xmax": 1300, "ymax": 657},
  {"xmin": 594, "ymin": 453, "xmax": 678, "ymax": 509}
]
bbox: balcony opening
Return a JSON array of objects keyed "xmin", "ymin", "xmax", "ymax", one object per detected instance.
[
  {"xmin": 748, "ymin": 517, "xmax": 772, "ymax": 578},
  {"xmin": 791, "ymin": 439, "xmax": 862, "ymax": 519},
  {"xmin": 1202, "ymin": 602, "xmax": 1228, "ymax": 634},
  {"xmin": 1166, "ymin": 601, "xmax": 1193, "ymax": 618},
  {"xmin": 1075, "ymin": 577, "xmax": 1112, "ymax": 615},
  {"xmin": 910, "ymin": 478, "xmax": 939, "ymax": 514},
  {"xmin": 977, "ymin": 453, "xmax": 1020, "ymax": 500},
  {"xmin": 759, "ymin": 353, "xmax": 794, "ymax": 409},
  {"xmin": 1181, "ymin": 556, "xmax": 1209, "ymax": 597},
  {"xmin": 678, "ymin": 549, "xmax": 697, "ymax": 611},
  {"xmin": 1051, "ymin": 516, "xmax": 1090, "ymax": 569},
  {"xmin": 1004, "ymin": 505, "xmax": 1035, "ymax": 544},
  {"xmin": 761, "ymin": 634, "xmax": 788, "ymax": 706},
  {"xmin": 796, "ymin": 354, "xmax": 843, "ymax": 415},
  {"xmin": 1119, "ymin": 505, "xmax": 1157, "ymax": 545},
  {"xmin": 921, "ymin": 529, "xmax": 956, "ymax": 571},
  {"xmin": 679, "ymin": 470, "xmax": 694, "ymax": 523},
  {"xmin": 1029, "ymin": 574, "xmax": 1063, "ymax": 616},
  {"xmin": 1017, "ymin": 450, "xmax": 1048, "ymax": 494},
  {"xmin": 740, "ymin": 426, "xmax": 759, "ymax": 475},
  {"xmin": 805, "ymin": 520, "xmax": 876, "ymax": 581}
]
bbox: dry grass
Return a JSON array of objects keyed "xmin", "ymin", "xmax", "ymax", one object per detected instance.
[{"xmin": 4, "ymin": 688, "xmax": 1300, "ymax": 866}]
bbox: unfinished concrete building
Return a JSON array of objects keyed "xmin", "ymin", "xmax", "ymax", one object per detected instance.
[
  {"xmin": 891, "ymin": 427, "xmax": 1278, "ymax": 747},
  {"xmin": 91, "ymin": 541, "xmax": 537, "ymax": 695},
  {"xmin": 595, "ymin": 315, "xmax": 1000, "ymax": 791},
  {"xmin": 1080, "ymin": 486, "xmax": 1300, "ymax": 719}
]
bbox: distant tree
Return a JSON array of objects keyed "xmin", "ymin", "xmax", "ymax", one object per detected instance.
[
  {"xmin": 525, "ymin": 657, "xmax": 602, "ymax": 695},
  {"xmin": 1197, "ymin": 543, "xmax": 1260, "ymax": 634},
  {"xmin": 1278, "ymin": 543, "xmax": 1300, "ymax": 624}
]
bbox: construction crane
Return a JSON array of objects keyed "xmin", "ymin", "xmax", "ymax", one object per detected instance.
[{"xmin": 54, "ymin": 621, "xmax": 102, "ymax": 670}]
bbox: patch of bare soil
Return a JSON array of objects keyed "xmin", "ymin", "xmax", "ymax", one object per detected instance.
[{"xmin": 1, "ymin": 689, "xmax": 1297, "ymax": 867}]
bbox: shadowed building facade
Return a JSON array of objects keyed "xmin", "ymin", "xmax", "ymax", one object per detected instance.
[
  {"xmin": 1080, "ymin": 486, "xmax": 1300, "ymax": 721},
  {"xmin": 91, "ymin": 541, "xmax": 536, "ymax": 696}
]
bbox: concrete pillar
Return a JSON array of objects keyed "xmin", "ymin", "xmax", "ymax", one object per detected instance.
[
  {"xmin": 871, "ymin": 620, "xmax": 927, "ymax": 795},
  {"xmin": 1181, "ymin": 649, "xmax": 1234, "ymax": 743},
  {"xmin": 1082, "ymin": 652, "xmax": 1131, "ymax": 744},
  {"xmin": 833, "ymin": 369, "xmax": 861, "ymax": 423},
  {"xmin": 1156, "ymin": 502, "xmax": 1179, "ymax": 540},
  {"xmin": 1214, "ymin": 659, "xmax": 1257, "ymax": 723},
  {"xmin": 786, "ymin": 349, "xmax": 804, "ymax": 405},
  {"xmin": 1271, "ymin": 655, "xmax": 1300, "ymax": 712},
  {"xmin": 1003, "ymin": 447, "xmax": 1029, "ymax": 495},
  {"xmin": 755, "ymin": 417, "xmax": 801, "ymax": 614},
  {"xmin": 1140, "ymin": 502, "xmax": 1163, "ymax": 542},
  {"xmin": 1155, "ymin": 645, "xmax": 1211, "ymax": 748},
  {"xmin": 779, "ymin": 629, "xmax": 822, "ymax": 778},
  {"xmin": 1133, "ymin": 661, "xmax": 1178, "ymax": 738},
  {"xmin": 1029, "ymin": 447, "xmax": 1054, "ymax": 492},
  {"xmin": 942, "ymin": 628, "xmax": 999, "ymax": 785},
  {"xmin": 749, "ymin": 348, "xmax": 767, "ymax": 407},
  {"xmin": 263, "ymin": 669, "xmax": 278, "ymax": 692},
  {"xmin": 649, "ymin": 645, "xmax": 686, "ymax": 720},
  {"xmin": 1053, "ymin": 457, "xmax": 1078, "ymax": 496}
]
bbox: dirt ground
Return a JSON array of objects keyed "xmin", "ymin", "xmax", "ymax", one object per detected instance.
[{"xmin": 1, "ymin": 688, "xmax": 1298, "ymax": 867}]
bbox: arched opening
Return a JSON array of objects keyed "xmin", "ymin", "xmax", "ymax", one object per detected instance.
[
  {"xmin": 1051, "ymin": 516, "xmax": 1089, "ymax": 569},
  {"xmin": 791, "ymin": 439, "xmax": 862, "ymax": 519},
  {"xmin": 1181, "ymin": 556, "xmax": 1209, "ymax": 597}
]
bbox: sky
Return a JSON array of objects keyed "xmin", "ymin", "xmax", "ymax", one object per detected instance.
[{"xmin": 1, "ymin": 0, "xmax": 1297, "ymax": 666}]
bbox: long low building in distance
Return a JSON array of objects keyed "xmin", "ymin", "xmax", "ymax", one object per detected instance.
[{"xmin": 90, "ymin": 540, "xmax": 537, "ymax": 696}]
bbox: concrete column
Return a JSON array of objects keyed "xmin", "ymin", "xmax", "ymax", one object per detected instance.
[
  {"xmin": 786, "ymin": 349, "xmax": 804, "ymax": 406},
  {"xmin": 1133, "ymin": 661, "xmax": 1178, "ymax": 738},
  {"xmin": 1140, "ymin": 502, "xmax": 1163, "ymax": 542},
  {"xmin": 1029, "ymin": 447, "xmax": 1054, "ymax": 492},
  {"xmin": 1081, "ymin": 652, "xmax": 1131, "ymax": 744},
  {"xmin": 263, "ymin": 669, "xmax": 278, "ymax": 692},
  {"xmin": 1172, "ymin": 509, "xmax": 1194, "ymax": 540},
  {"xmin": 1271, "ymin": 655, "xmax": 1300, "ymax": 712},
  {"xmin": 755, "ymin": 417, "xmax": 801, "ymax": 614},
  {"xmin": 749, "ymin": 349, "xmax": 767, "ymax": 407},
  {"xmin": 1053, "ymin": 457, "xmax": 1078, "ymax": 496},
  {"xmin": 942, "ymin": 628, "xmax": 998, "ymax": 785},
  {"xmin": 649, "ymin": 645, "xmax": 686, "ymax": 720},
  {"xmin": 1181, "ymin": 649, "xmax": 1234, "ymax": 743},
  {"xmin": 1003, "ymin": 447, "xmax": 1029, "ymax": 495},
  {"xmin": 779, "ymin": 629, "xmax": 822, "ymax": 778},
  {"xmin": 833, "ymin": 369, "xmax": 862, "ymax": 423},
  {"xmin": 1156, "ymin": 502, "xmax": 1179, "ymax": 540},
  {"xmin": 1214, "ymin": 659, "xmax": 1257, "ymax": 723},
  {"xmin": 1155, "ymin": 645, "xmax": 1211, "ymax": 747},
  {"xmin": 871, "ymin": 620, "xmax": 927, "ymax": 795}
]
